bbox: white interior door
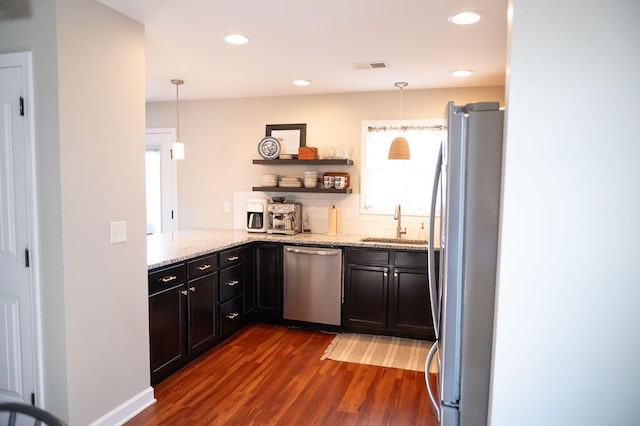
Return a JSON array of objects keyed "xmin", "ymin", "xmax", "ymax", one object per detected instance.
[
  {"xmin": 0, "ymin": 52, "xmax": 38, "ymax": 406},
  {"xmin": 145, "ymin": 129, "xmax": 177, "ymax": 233}
]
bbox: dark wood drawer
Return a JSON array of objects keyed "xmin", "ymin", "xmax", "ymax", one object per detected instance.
[
  {"xmin": 345, "ymin": 248, "xmax": 389, "ymax": 265},
  {"xmin": 187, "ymin": 254, "xmax": 218, "ymax": 280},
  {"xmin": 220, "ymin": 247, "xmax": 243, "ymax": 268},
  {"xmin": 219, "ymin": 263, "xmax": 243, "ymax": 302},
  {"xmin": 394, "ymin": 250, "xmax": 428, "ymax": 268},
  {"xmin": 148, "ymin": 263, "xmax": 186, "ymax": 296},
  {"xmin": 220, "ymin": 295, "xmax": 244, "ymax": 338}
]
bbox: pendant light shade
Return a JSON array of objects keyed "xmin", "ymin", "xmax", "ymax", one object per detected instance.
[
  {"xmin": 171, "ymin": 79, "xmax": 185, "ymax": 160},
  {"xmin": 388, "ymin": 136, "xmax": 411, "ymax": 160},
  {"xmin": 388, "ymin": 82, "xmax": 411, "ymax": 160}
]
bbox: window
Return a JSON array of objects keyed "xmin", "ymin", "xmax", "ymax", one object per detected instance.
[{"xmin": 360, "ymin": 119, "xmax": 443, "ymax": 216}]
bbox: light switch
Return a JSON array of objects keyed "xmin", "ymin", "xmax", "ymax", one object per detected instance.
[
  {"xmin": 223, "ymin": 201, "xmax": 230, "ymax": 213},
  {"xmin": 110, "ymin": 221, "xmax": 127, "ymax": 244}
]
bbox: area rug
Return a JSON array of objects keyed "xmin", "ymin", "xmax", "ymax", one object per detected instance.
[{"xmin": 321, "ymin": 333, "xmax": 433, "ymax": 372}]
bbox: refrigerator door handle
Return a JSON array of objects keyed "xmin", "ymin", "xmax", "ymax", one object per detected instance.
[
  {"xmin": 428, "ymin": 145, "xmax": 443, "ymax": 339},
  {"xmin": 425, "ymin": 340, "xmax": 441, "ymax": 421}
]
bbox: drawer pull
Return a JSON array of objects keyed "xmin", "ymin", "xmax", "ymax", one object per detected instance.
[
  {"xmin": 226, "ymin": 280, "xmax": 239, "ymax": 287},
  {"xmin": 227, "ymin": 256, "xmax": 239, "ymax": 261},
  {"xmin": 383, "ymin": 272, "xmax": 388, "ymax": 277},
  {"xmin": 189, "ymin": 286, "xmax": 196, "ymax": 292},
  {"xmin": 225, "ymin": 312, "xmax": 239, "ymax": 320},
  {"xmin": 394, "ymin": 271, "xmax": 399, "ymax": 277},
  {"xmin": 181, "ymin": 290, "xmax": 188, "ymax": 296},
  {"xmin": 160, "ymin": 275, "xmax": 177, "ymax": 283},
  {"xmin": 196, "ymin": 264, "xmax": 211, "ymax": 271}
]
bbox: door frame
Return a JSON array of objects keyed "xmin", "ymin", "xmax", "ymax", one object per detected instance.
[
  {"xmin": 145, "ymin": 128, "xmax": 178, "ymax": 233},
  {"xmin": 0, "ymin": 51, "xmax": 43, "ymax": 405}
]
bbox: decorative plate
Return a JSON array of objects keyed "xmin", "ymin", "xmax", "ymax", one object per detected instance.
[{"xmin": 258, "ymin": 136, "xmax": 281, "ymax": 159}]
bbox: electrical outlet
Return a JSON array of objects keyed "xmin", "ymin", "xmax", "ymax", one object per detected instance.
[
  {"xmin": 223, "ymin": 201, "xmax": 230, "ymax": 213},
  {"xmin": 110, "ymin": 221, "xmax": 127, "ymax": 244}
]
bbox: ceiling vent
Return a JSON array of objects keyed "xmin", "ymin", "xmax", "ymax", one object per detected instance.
[{"xmin": 352, "ymin": 62, "xmax": 389, "ymax": 70}]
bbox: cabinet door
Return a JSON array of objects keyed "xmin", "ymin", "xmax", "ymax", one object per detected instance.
[
  {"xmin": 149, "ymin": 284, "xmax": 187, "ymax": 384},
  {"xmin": 187, "ymin": 273, "xmax": 218, "ymax": 355},
  {"xmin": 254, "ymin": 244, "xmax": 282, "ymax": 317},
  {"xmin": 343, "ymin": 264, "xmax": 389, "ymax": 330},
  {"xmin": 389, "ymin": 267, "xmax": 434, "ymax": 340}
]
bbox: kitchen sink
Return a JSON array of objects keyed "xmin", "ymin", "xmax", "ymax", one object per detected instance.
[{"xmin": 360, "ymin": 237, "xmax": 428, "ymax": 245}]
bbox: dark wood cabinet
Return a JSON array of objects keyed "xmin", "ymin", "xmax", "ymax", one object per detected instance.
[
  {"xmin": 389, "ymin": 267, "xmax": 431, "ymax": 336},
  {"xmin": 186, "ymin": 254, "xmax": 219, "ymax": 356},
  {"xmin": 343, "ymin": 264, "xmax": 389, "ymax": 330},
  {"xmin": 253, "ymin": 243, "xmax": 282, "ymax": 322},
  {"xmin": 218, "ymin": 247, "xmax": 245, "ymax": 339},
  {"xmin": 343, "ymin": 247, "xmax": 437, "ymax": 340},
  {"xmin": 149, "ymin": 253, "xmax": 222, "ymax": 384},
  {"xmin": 186, "ymin": 273, "xmax": 217, "ymax": 355},
  {"xmin": 148, "ymin": 263, "xmax": 188, "ymax": 384}
]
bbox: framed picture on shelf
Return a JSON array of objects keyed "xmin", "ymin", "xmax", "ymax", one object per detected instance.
[{"xmin": 266, "ymin": 123, "xmax": 306, "ymax": 158}]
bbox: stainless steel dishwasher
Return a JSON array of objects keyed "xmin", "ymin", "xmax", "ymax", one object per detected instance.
[{"xmin": 283, "ymin": 245, "xmax": 342, "ymax": 326}]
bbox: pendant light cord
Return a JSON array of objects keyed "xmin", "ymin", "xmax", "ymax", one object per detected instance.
[
  {"xmin": 399, "ymin": 85, "xmax": 403, "ymax": 122},
  {"xmin": 172, "ymin": 79, "xmax": 184, "ymax": 141},
  {"xmin": 175, "ymin": 82, "xmax": 180, "ymax": 141},
  {"xmin": 394, "ymin": 81, "xmax": 408, "ymax": 125}
]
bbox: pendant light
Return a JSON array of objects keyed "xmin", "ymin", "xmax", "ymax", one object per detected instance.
[
  {"xmin": 171, "ymin": 79, "xmax": 185, "ymax": 160},
  {"xmin": 388, "ymin": 81, "xmax": 411, "ymax": 160}
]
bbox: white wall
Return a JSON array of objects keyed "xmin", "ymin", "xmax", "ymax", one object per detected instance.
[
  {"xmin": 146, "ymin": 86, "xmax": 504, "ymax": 233},
  {"xmin": 490, "ymin": 1, "xmax": 640, "ymax": 425},
  {"xmin": 0, "ymin": 0, "xmax": 150, "ymax": 424}
]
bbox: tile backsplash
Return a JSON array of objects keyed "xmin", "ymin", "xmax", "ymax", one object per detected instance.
[{"xmin": 233, "ymin": 191, "xmax": 440, "ymax": 239}]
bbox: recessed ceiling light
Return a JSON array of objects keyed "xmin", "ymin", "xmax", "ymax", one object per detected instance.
[
  {"xmin": 224, "ymin": 34, "xmax": 249, "ymax": 45},
  {"xmin": 448, "ymin": 11, "xmax": 483, "ymax": 25},
  {"xmin": 293, "ymin": 79, "xmax": 311, "ymax": 86},
  {"xmin": 451, "ymin": 69, "xmax": 474, "ymax": 77}
]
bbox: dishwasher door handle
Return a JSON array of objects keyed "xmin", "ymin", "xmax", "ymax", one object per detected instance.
[{"xmin": 285, "ymin": 247, "xmax": 340, "ymax": 256}]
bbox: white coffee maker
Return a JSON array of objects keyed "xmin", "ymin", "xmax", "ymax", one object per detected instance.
[{"xmin": 246, "ymin": 199, "xmax": 270, "ymax": 233}]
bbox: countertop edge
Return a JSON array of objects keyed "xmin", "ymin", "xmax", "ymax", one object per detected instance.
[{"xmin": 147, "ymin": 230, "xmax": 434, "ymax": 270}]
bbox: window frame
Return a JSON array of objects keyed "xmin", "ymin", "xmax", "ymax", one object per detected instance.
[{"xmin": 360, "ymin": 118, "xmax": 444, "ymax": 216}]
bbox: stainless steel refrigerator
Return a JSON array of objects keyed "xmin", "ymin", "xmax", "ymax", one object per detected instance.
[{"xmin": 425, "ymin": 101, "xmax": 504, "ymax": 426}]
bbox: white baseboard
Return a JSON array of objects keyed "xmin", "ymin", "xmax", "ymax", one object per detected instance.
[{"xmin": 89, "ymin": 386, "xmax": 155, "ymax": 426}]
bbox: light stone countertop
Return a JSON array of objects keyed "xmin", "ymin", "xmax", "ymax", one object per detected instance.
[{"xmin": 147, "ymin": 228, "xmax": 433, "ymax": 269}]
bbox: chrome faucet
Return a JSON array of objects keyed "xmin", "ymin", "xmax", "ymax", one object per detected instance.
[{"xmin": 394, "ymin": 204, "xmax": 407, "ymax": 238}]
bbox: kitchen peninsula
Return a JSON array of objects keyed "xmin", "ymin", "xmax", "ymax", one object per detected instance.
[{"xmin": 147, "ymin": 229, "xmax": 436, "ymax": 384}]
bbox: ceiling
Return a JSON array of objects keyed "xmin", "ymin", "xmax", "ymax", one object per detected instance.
[{"xmin": 98, "ymin": 0, "xmax": 508, "ymax": 102}]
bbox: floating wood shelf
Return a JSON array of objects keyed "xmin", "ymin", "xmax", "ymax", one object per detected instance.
[
  {"xmin": 252, "ymin": 159, "xmax": 354, "ymax": 166},
  {"xmin": 252, "ymin": 186, "xmax": 352, "ymax": 194}
]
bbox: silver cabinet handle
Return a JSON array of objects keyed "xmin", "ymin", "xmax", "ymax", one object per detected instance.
[
  {"xmin": 189, "ymin": 286, "xmax": 196, "ymax": 292},
  {"xmin": 181, "ymin": 290, "xmax": 188, "ymax": 296},
  {"xmin": 196, "ymin": 264, "xmax": 211, "ymax": 271},
  {"xmin": 226, "ymin": 280, "xmax": 239, "ymax": 287},
  {"xmin": 286, "ymin": 247, "xmax": 340, "ymax": 256},
  {"xmin": 383, "ymin": 271, "xmax": 388, "ymax": 277},
  {"xmin": 160, "ymin": 275, "xmax": 177, "ymax": 283},
  {"xmin": 227, "ymin": 256, "xmax": 239, "ymax": 261},
  {"xmin": 394, "ymin": 271, "xmax": 398, "ymax": 277},
  {"xmin": 225, "ymin": 312, "xmax": 239, "ymax": 320}
]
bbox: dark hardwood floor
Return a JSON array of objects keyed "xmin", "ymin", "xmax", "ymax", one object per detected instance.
[{"xmin": 127, "ymin": 323, "xmax": 438, "ymax": 425}]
